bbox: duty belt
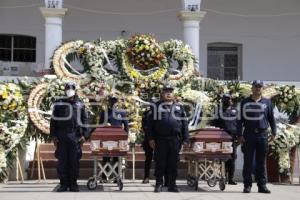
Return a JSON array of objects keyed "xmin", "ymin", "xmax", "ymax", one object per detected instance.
[{"xmin": 253, "ymin": 128, "xmax": 267, "ymax": 133}]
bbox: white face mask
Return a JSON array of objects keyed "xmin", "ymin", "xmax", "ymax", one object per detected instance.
[{"xmin": 66, "ymin": 89, "xmax": 75, "ymax": 97}]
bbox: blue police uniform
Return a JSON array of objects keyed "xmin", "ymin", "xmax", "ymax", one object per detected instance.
[
  {"xmin": 50, "ymin": 95, "xmax": 90, "ymax": 189},
  {"xmin": 141, "ymin": 109, "xmax": 154, "ymax": 181},
  {"xmin": 213, "ymin": 106, "xmax": 238, "ymax": 183},
  {"xmin": 147, "ymin": 101, "xmax": 189, "ymax": 190},
  {"xmin": 99, "ymin": 108, "xmax": 129, "ymax": 132},
  {"xmin": 237, "ymin": 96, "xmax": 276, "ymax": 189}
]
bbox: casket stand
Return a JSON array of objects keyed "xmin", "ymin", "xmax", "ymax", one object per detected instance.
[
  {"xmin": 86, "ymin": 126, "xmax": 129, "ymax": 191},
  {"xmin": 182, "ymin": 128, "xmax": 233, "ymax": 191}
]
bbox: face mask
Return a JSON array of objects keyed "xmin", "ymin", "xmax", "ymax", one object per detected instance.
[{"xmin": 66, "ymin": 89, "xmax": 75, "ymax": 97}]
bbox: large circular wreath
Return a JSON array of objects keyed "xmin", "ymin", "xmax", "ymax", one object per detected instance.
[
  {"xmin": 52, "ymin": 41, "xmax": 111, "ymax": 85},
  {"xmin": 52, "ymin": 36, "xmax": 196, "ymax": 88},
  {"xmin": 162, "ymin": 40, "xmax": 197, "ymax": 85},
  {"xmin": 28, "ymin": 83, "xmax": 50, "ymax": 134}
]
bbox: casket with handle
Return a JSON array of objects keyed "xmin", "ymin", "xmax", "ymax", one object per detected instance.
[
  {"xmin": 184, "ymin": 128, "xmax": 233, "ymax": 160},
  {"xmin": 90, "ymin": 126, "xmax": 128, "ymax": 156}
]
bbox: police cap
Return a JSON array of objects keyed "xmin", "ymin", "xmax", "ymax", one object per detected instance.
[
  {"xmin": 252, "ymin": 80, "xmax": 264, "ymax": 87},
  {"xmin": 162, "ymin": 84, "xmax": 175, "ymax": 92}
]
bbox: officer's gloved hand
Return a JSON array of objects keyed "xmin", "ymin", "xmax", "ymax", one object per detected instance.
[
  {"xmin": 182, "ymin": 141, "xmax": 190, "ymax": 151},
  {"xmin": 238, "ymin": 136, "xmax": 245, "ymax": 144},
  {"xmin": 149, "ymin": 140, "xmax": 155, "ymax": 149},
  {"xmin": 53, "ymin": 137, "xmax": 59, "ymax": 147},
  {"xmin": 79, "ymin": 136, "xmax": 86, "ymax": 147},
  {"xmin": 269, "ymin": 134, "xmax": 275, "ymax": 142}
]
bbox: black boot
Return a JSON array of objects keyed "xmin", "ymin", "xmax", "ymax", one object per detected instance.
[
  {"xmin": 154, "ymin": 185, "xmax": 163, "ymax": 193},
  {"xmin": 168, "ymin": 186, "xmax": 180, "ymax": 192},
  {"xmin": 228, "ymin": 179, "xmax": 238, "ymax": 185},
  {"xmin": 57, "ymin": 185, "xmax": 68, "ymax": 192},
  {"xmin": 142, "ymin": 178, "xmax": 150, "ymax": 184},
  {"xmin": 243, "ymin": 186, "xmax": 251, "ymax": 193},
  {"xmin": 69, "ymin": 180, "xmax": 79, "ymax": 192},
  {"xmin": 258, "ymin": 186, "xmax": 271, "ymax": 194},
  {"xmin": 168, "ymin": 176, "xmax": 179, "ymax": 192},
  {"xmin": 70, "ymin": 184, "xmax": 79, "ymax": 192},
  {"xmin": 163, "ymin": 175, "xmax": 169, "ymax": 187}
]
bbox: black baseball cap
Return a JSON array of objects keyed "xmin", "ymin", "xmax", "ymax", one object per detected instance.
[
  {"xmin": 252, "ymin": 80, "xmax": 264, "ymax": 87},
  {"xmin": 162, "ymin": 84, "xmax": 174, "ymax": 92},
  {"xmin": 222, "ymin": 93, "xmax": 232, "ymax": 101}
]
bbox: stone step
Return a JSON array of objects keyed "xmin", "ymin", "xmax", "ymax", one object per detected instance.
[
  {"xmin": 29, "ymin": 168, "xmax": 188, "ymax": 180},
  {"xmin": 28, "ymin": 160, "xmax": 188, "ymax": 169},
  {"xmin": 29, "ymin": 143, "xmax": 190, "ymax": 180},
  {"xmin": 38, "ymin": 151, "xmax": 147, "ymax": 161},
  {"xmin": 38, "ymin": 143, "xmax": 147, "ymax": 161}
]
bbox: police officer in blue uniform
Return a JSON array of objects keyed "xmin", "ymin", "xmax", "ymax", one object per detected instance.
[
  {"xmin": 99, "ymin": 96, "xmax": 129, "ymax": 180},
  {"xmin": 237, "ymin": 80, "xmax": 276, "ymax": 194},
  {"xmin": 50, "ymin": 82, "xmax": 90, "ymax": 192},
  {"xmin": 141, "ymin": 100, "xmax": 155, "ymax": 184},
  {"xmin": 99, "ymin": 96, "xmax": 129, "ymax": 133},
  {"xmin": 147, "ymin": 85, "xmax": 189, "ymax": 193},
  {"xmin": 212, "ymin": 94, "xmax": 238, "ymax": 185}
]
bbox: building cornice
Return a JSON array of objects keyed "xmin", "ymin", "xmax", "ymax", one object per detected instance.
[
  {"xmin": 177, "ymin": 11, "xmax": 206, "ymax": 22},
  {"xmin": 40, "ymin": 7, "xmax": 68, "ymax": 18}
]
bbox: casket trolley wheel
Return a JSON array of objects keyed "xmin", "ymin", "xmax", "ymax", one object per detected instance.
[
  {"xmin": 219, "ymin": 178, "xmax": 226, "ymax": 191},
  {"xmin": 207, "ymin": 177, "xmax": 218, "ymax": 187},
  {"xmin": 116, "ymin": 177, "xmax": 123, "ymax": 191},
  {"xmin": 187, "ymin": 175, "xmax": 197, "ymax": 187},
  {"xmin": 87, "ymin": 177, "xmax": 98, "ymax": 190}
]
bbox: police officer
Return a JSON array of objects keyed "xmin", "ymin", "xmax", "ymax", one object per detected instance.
[
  {"xmin": 141, "ymin": 103, "xmax": 154, "ymax": 184},
  {"xmin": 50, "ymin": 82, "xmax": 90, "ymax": 192},
  {"xmin": 147, "ymin": 85, "xmax": 189, "ymax": 193},
  {"xmin": 99, "ymin": 96, "xmax": 129, "ymax": 133},
  {"xmin": 141, "ymin": 97, "xmax": 160, "ymax": 184},
  {"xmin": 99, "ymin": 96, "xmax": 129, "ymax": 180},
  {"xmin": 212, "ymin": 94, "xmax": 238, "ymax": 185},
  {"xmin": 237, "ymin": 80, "xmax": 276, "ymax": 194}
]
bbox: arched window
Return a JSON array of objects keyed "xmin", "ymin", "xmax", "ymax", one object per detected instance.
[
  {"xmin": 207, "ymin": 42, "xmax": 242, "ymax": 80},
  {"xmin": 0, "ymin": 34, "xmax": 36, "ymax": 62}
]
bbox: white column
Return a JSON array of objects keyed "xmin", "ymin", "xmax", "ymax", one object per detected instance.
[
  {"xmin": 40, "ymin": 7, "xmax": 67, "ymax": 69},
  {"xmin": 178, "ymin": 11, "xmax": 206, "ymax": 65}
]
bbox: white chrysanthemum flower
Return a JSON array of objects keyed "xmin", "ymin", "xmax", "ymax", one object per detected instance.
[{"xmin": 128, "ymin": 131, "xmax": 137, "ymax": 144}]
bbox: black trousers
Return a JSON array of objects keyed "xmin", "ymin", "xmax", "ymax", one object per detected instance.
[
  {"xmin": 56, "ymin": 136, "xmax": 82, "ymax": 187},
  {"xmin": 154, "ymin": 138, "xmax": 180, "ymax": 187},
  {"xmin": 225, "ymin": 143, "xmax": 237, "ymax": 181},
  {"xmin": 142, "ymin": 140, "xmax": 153, "ymax": 179},
  {"xmin": 242, "ymin": 131, "xmax": 268, "ymax": 188}
]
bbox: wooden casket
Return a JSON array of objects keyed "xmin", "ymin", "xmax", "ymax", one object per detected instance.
[
  {"xmin": 183, "ymin": 128, "xmax": 233, "ymax": 160},
  {"xmin": 90, "ymin": 126, "xmax": 129, "ymax": 157}
]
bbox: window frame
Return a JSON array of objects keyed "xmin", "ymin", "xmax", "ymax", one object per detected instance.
[
  {"xmin": 207, "ymin": 42, "xmax": 243, "ymax": 80},
  {"xmin": 0, "ymin": 34, "xmax": 36, "ymax": 62}
]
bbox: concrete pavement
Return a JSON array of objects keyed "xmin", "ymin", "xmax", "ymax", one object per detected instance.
[{"xmin": 0, "ymin": 180, "xmax": 299, "ymax": 200}]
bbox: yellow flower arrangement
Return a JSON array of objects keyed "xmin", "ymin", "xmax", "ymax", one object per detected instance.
[
  {"xmin": 122, "ymin": 53, "xmax": 167, "ymax": 85},
  {"xmin": 0, "ymin": 83, "xmax": 24, "ymax": 116},
  {"xmin": 126, "ymin": 34, "xmax": 166, "ymax": 70}
]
